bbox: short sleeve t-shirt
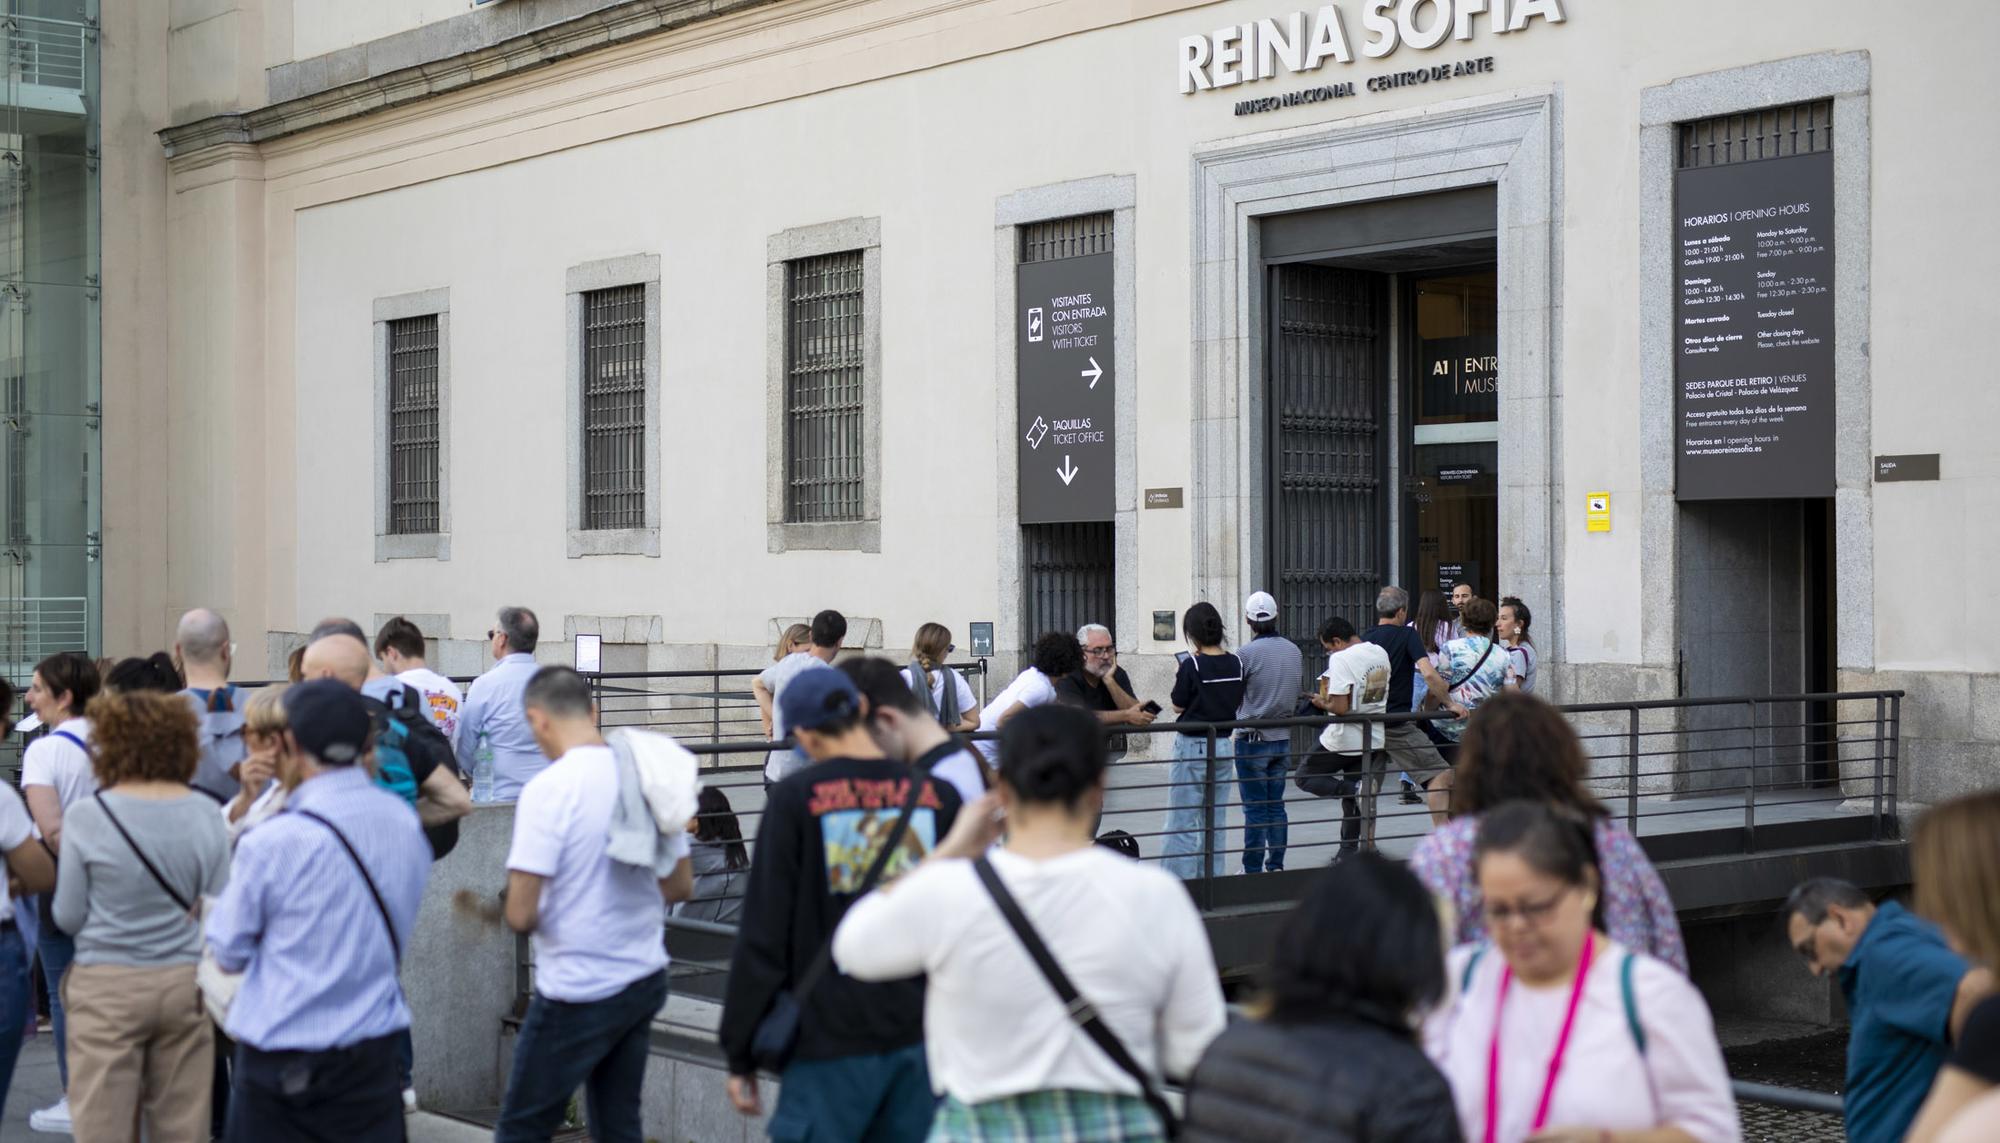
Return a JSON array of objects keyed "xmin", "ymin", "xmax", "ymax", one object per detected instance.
[
  {"xmin": 396, "ymin": 667, "xmax": 465, "ymax": 741},
  {"xmin": 1363, "ymin": 624, "xmax": 1430, "ymax": 714},
  {"xmin": 898, "ymin": 666, "xmax": 977, "ymax": 723},
  {"xmin": 974, "ymin": 669, "xmax": 1059, "ymax": 761},
  {"xmin": 0, "ymin": 787, "xmax": 31, "ymax": 908},
  {"xmin": 1951, "ymin": 994, "xmax": 2000, "ymax": 1084},
  {"xmin": 22, "ymin": 718, "xmax": 97, "ymax": 815},
  {"xmin": 1318, "ymin": 642, "xmax": 1391, "ymax": 755},
  {"xmin": 1052, "ymin": 667, "xmax": 1135, "ymax": 713},
  {"xmin": 1435, "ymin": 637, "xmax": 1511, "ymax": 741},
  {"xmin": 759, "ymin": 652, "xmax": 834, "ymax": 782},
  {"xmin": 1170, "ymin": 652, "xmax": 1246, "ymax": 736},
  {"xmin": 1506, "ymin": 642, "xmax": 1538, "ymax": 694},
  {"xmin": 507, "ymin": 744, "xmax": 686, "ymax": 1002},
  {"xmin": 1839, "ymin": 901, "xmax": 1970, "ymax": 1143}
]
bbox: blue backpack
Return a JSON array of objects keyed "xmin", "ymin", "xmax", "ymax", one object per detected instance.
[{"xmin": 1461, "ymin": 943, "xmax": 1648, "ymax": 1054}]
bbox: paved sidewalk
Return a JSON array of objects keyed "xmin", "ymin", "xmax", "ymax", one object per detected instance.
[{"xmin": 4, "ymin": 1035, "xmax": 490, "ymax": 1141}]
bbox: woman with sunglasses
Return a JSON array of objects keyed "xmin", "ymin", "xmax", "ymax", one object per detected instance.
[{"xmin": 1426, "ymin": 801, "xmax": 1737, "ymax": 1143}]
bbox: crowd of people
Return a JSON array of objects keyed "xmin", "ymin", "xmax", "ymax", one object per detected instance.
[{"xmin": 0, "ymin": 588, "xmax": 1989, "ymax": 1143}]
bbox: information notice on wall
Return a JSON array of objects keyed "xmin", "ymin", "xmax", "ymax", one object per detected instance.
[{"xmin": 1674, "ymin": 149, "xmax": 1835, "ymax": 501}]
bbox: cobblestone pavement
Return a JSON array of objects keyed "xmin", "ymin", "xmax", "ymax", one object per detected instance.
[{"xmin": 1739, "ymin": 1100, "xmax": 1846, "ymax": 1141}]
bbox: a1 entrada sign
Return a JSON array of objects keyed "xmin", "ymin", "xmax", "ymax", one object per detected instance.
[
  {"xmin": 1018, "ymin": 251, "xmax": 1114, "ymax": 524},
  {"xmin": 1675, "ymin": 149, "xmax": 1836, "ymax": 500}
]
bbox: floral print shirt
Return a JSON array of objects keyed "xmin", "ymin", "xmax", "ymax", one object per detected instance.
[{"xmin": 1409, "ymin": 812, "xmax": 1689, "ymax": 974}]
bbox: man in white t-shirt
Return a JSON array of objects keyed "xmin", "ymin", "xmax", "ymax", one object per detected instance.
[
  {"xmin": 1310, "ymin": 617, "xmax": 1392, "ymax": 858},
  {"xmin": 498, "ymin": 666, "xmax": 693, "ymax": 1142},
  {"xmin": 972, "ymin": 632, "xmax": 1083, "ymax": 764},
  {"xmin": 841, "ymin": 658, "xmax": 989, "ymax": 805},
  {"xmin": 753, "ymin": 610, "xmax": 845, "ymax": 785},
  {"xmin": 374, "ymin": 616, "xmax": 464, "ymax": 742}
]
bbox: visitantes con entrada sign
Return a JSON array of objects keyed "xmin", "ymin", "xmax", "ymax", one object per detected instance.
[{"xmin": 1178, "ymin": 0, "xmax": 1566, "ymax": 96}]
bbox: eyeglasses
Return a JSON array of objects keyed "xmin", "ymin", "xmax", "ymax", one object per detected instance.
[
  {"xmin": 1084, "ymin": 646, "xmax": 1116, "ymax": 657},
  {"xmin": 1484, "ymin": 888, "xmax": 1571, "ymax": 929}
]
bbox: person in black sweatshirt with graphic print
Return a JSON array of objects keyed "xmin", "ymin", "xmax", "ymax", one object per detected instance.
[{"xmin": 720, "ymin": 668, "xmax": 961, "ymax": 1141}]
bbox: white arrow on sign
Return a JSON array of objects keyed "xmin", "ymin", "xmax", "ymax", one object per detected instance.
[
  {"xmin": 1057, "ymin": 455, "xmax": 1078, "ymax": 486},
  {"xmin": 1081, "ymin": 357, "xmax": 1103, "ymax": 388}
]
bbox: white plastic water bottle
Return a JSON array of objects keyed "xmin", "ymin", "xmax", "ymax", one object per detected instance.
[{"xmin": 472, "ymin": 730, "xmax": 495, "ymax": 804}]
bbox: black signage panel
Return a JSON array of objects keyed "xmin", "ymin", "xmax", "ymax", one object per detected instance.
[
  {"xmin": 1018, "ymin": 252, "xmax": 1115, "ymax": 524},
  {"xmin": 1875, "ymin": 454, "xmax": 1940, "ymax": 483},
  {"xmin": 1675, "ymin": 150, "xmax": 1836, "ymax": 500},
  {"xmin": 1419, "ymin": 334, "xmax": 1498, "ymax": 423}
]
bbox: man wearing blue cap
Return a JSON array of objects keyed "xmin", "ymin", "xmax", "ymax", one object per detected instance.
[
  {"xmin": 205, "ymin": 679, "xmax": 432, "ymax": 1143},
  {"xmin": 720, "ymin": 668, "xmax": 962, "ymax": 1140}
]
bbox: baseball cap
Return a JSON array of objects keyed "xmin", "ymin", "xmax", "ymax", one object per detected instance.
[
  {"xmin": 779, "ymin": 668, "xmax": 862, "ymax": 734},
  {"xmin": 283, "ymin": 678, "xmax": 374, "ymax": 765},
  {"xmin": 1245, "ymin": 591, "xmax": 1279, "ymax": 622}
]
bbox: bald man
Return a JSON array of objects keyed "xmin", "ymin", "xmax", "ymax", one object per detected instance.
[
  {"xmin": 302, "ymin": 634, "xmax": 470, "ymax": 832},
  {"xmin": 178, "ymin": 608, "xmax": 250, "ymax": 801}
]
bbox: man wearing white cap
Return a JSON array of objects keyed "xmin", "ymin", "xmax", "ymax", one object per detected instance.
[{"xmin": 1232, "ymin": 591, "xmax": 1303, "ymax": 873}]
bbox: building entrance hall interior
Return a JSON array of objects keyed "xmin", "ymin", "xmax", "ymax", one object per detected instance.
[{"xmin": 1263, "ymin": 186, "xmax": 1499, "ymax": 651}]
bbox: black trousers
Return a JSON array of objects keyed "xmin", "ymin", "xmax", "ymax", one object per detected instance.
[{"xmin": 227, "ymin": 1032, "xmax": 405, "ymax": 1143}]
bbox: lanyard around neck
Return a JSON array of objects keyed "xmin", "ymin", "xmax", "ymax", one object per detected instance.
[{"xmin": 1483, "ymin": 930, "xmax": 1596, "ymax": 1143}]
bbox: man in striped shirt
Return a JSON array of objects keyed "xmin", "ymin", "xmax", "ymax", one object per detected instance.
[{"xmin": 206, "ymin": 680, "xmax": 431, "ymax": 1143}]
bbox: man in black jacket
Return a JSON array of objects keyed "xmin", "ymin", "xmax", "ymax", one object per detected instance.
[{"xmin": 720, "ymin": 669, "xmax": 961, "ymax": 1139}]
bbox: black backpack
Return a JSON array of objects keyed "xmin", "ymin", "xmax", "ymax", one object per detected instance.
[{"xmin": 367, "ymin": 683, "xmax": 462, "ymax": 860}]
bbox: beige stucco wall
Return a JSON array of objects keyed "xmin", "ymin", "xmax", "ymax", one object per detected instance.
[
  {"xmin": 126, "ymin": 0, "xmax": 2000, "ymax": 705},
  {"xmin": 286, "ymin": 0, "xmax": 467, "ymax": 62}
]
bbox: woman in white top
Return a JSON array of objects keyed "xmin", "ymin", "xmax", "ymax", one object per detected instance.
[
  {"xmin": 0, "ymin": 678, "xmax": 58, "ymax": 1127},
  {"xmin": 19, "ymin": 651, "xmax": 102, "ymax": 1133},
  {"xmin": 900, "ymin": 622, "xmax": 978, "ymax": 733},
  {"xmin": 972, "ymin": 632, "xmax": 1083, "ymax": 764},
  {"xmin": 836, "ymin": 704, "xmax": 1227, "ymax": 1141},
  {"xmin": 1426, "ymin": 801, "xmax": 1739, "ymax": 1143}
]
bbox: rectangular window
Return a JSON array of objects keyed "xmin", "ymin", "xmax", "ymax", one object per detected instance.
[
  {"xmin": 1677, "ymin": 99, "xmax": 1833, "ymax": 168},
  {"xmin": 386, "ymin": 315, "xmax": 440, "ymax": 535},
  {"xmin": 580, "ymin": 284, "xmax": 647, "ymax": 531},
  {"xmin": 783, "ymin": 251, "xmax": 866, "ymax": 523}
]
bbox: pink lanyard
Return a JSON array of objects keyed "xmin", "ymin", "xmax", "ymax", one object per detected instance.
[{"xmin": 1483, "ymin": 931, "xmax": 1596, "ymax": 1143}]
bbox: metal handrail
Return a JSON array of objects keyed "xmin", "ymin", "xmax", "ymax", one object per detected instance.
[{"xmin": 1731, "ymin": 1080, "xmax": 1843, "ymax": 1116}]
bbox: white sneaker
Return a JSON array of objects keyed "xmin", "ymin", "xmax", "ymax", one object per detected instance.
[
  {"xmin": 28, "ymin": 1095, "xmax": 73, "ymax": 1133},
  {"xmin": 402, "ymin": 1087, "xmax": 418, "ymax": 1113}
]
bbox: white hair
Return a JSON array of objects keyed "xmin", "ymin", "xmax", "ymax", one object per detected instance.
[{"xmin": 1076, "ymin": 624, "xmax": 1113, "ymax": 644}]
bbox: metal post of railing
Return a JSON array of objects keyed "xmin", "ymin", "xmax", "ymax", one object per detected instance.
[
  {"xmin": 1887, "ymin": 695, "xmax": 1902, "ymax": 828},
  {"xmin": 977, "ymin": 658, "xmax": 989, "ymax": 708},
  {"xmin": 1871, "ymin": 695, "xmax": 1885, "ymax": 840},
  {"xmin": 1626, "ymin": 706, "xmax": 1641, "ymax": 834},
  {"xmin": 591, "ymin": 673, "xmax": 603, "ymax": 730},
  {"xmin": 1201, "ymin": 728, "xmax": 1218, "ymax": 905},
  {"xmin": 711, "ymin": 667, "xmax": 722, "ymax": 746},
  {"xmin": 1744, "ymin": 700, "xmax": 1759, "ymax": 852}
]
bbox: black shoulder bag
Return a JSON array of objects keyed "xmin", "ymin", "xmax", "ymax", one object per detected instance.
[
  {"xmin": 749, "ymin": 756, "xmax": 939, "ymax": 1072},
  {"xmin": 972, "ymin": 855, "xmax": 1180, "ymax": 1136}
]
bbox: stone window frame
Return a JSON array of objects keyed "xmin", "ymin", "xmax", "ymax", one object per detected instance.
[
  {"xmin": 765, "ymin": 217, "xmax": 882, "ymax": 553},
  {"xmin": 373, "ymin": 287, "xmax": 452, "ymax": 562},
  {"xmin": 565, "ymin": 253, "xmax": 662, "ymax": 558},
  {"xmin": 1639, "ymin": 52, "xmax": 1873, "ymax": 673}
]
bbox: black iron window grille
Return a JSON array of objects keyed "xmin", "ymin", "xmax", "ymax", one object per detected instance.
[
  {"xmin": 581, "ymin": 284, "xmax": 647, "ymax": 531},
  {"xmin": 386, "ymin": 314, "xmax": 440, "ymax": 535},
  {"xmin": 1678, "ymin": 99, "xmax": 1833, "ymax": 168},
  {"xmin": 784, "ymin": 251, "xmax": 866, "ymax": 523}
]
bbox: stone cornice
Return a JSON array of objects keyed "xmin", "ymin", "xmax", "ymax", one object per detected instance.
[{"xmin": 157, "ymin": 0, "xmax": 784, "ymax": 158}]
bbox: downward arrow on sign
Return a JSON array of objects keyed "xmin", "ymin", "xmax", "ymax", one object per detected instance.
[
  {"xmin": 1081, "ymin": 358, "xmax": 1103, "ymax": 388},
  {"xmin": 1057, "ymin": 456, "xmax": 1078, "ymax": 486}
]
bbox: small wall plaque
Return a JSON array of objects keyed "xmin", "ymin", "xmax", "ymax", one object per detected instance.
[
  {"xmin": 1152, "ymin": 611, "xmax": 1177, "ymax": 641},
  {"xmin": 1144, "ymin": 487, "xmax": 1184, "ymax": 509},
  {"xmin": 1874, "ymin": 454, "xmax": 1939, "ymax": 483},
  {"xmin": 968, "ymin": 622, "xmax": 995, "ymax": 657}
]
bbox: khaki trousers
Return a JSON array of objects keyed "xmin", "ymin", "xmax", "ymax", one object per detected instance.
[{"xmin": 63, "ymin": 961, "xmax": 212, "ymax": 1143}]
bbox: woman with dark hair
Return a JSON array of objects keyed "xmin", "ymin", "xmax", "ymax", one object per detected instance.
[
  {"xmin": 20, "ymin": 650, "xmax": 101, "ymax": 1131},
  {"xmin": 1426, "ymin": 801, "xmax": 1737, "ymax": 1143},
  {"xmin": 1409, "ymin": 690, "xmax": 1686, "ymax": 971},
  {"xmin": 901, "ymin": 623, "xmax": 978, "ymax": 733},
  {"xmin": 1183, "ymin": 852, "xmax": 1459, "ymax": 1141},
  {"xmin": 972, "ymin": 631, "xmax": 1084, "ymax": 765},
  {"xmin": 103, "ymin": 652, "xmax": 184, "ymax": 695},
  {"xmin": 1411, "ymin": 589, "xmax": 1453, "ymax": 663},
  {"xmin": 0, "ymin": 676, "xmax": 57, "ymax": 1126},
  {"xmin": 678, "ymin": 786, "xmax": 750, "ymax": 925},
  {"xmin": 1498, "ymin": 596, "xmax": 1536, "ymax": 694},
  {"xmin": 1163, "ymin": 602, "xmax": 1244, "ymax": 880},
  {"xmin": 53, "ymin": 690, "xmax": 230, "ymax": 1141},
  {"xmin": 834, "ymin": 705, "xmax": 1225, "ymax": 1141}
]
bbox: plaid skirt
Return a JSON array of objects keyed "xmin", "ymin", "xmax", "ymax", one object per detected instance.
[{"xmin": 927, "ymin": 1089, "xmax": 1166, "ymax": 1143}]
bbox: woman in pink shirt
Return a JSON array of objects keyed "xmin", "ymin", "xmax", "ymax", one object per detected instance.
[{"xmin": 1426, "ymin": 802, "xmax": 1738, "ymax": 1143}]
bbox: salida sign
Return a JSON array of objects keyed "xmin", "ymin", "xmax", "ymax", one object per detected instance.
[{"xmin": 1179, "ymin": 0, "xmax": 1565, "ymax": 94}]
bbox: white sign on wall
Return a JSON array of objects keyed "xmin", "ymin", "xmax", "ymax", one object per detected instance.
[{"xmin": 1179, "ymin": 0, "xmax": 1566, "ymax": 94}]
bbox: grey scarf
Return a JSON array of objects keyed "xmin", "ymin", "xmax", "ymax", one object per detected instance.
[{"xmin": 907, "ymin": 659, "xmax": 963, "ymax": 728}]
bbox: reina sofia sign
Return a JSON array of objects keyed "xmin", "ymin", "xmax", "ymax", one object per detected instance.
[{"xmin": 1179, "ymin": 0, "xmax": 1566, "ymax": 94}]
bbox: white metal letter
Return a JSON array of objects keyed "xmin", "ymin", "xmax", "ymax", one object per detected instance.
[
  {"xmin": 1361, "ymin": 0, "xmax": 1399, "ymax": 59},
  {"xmin": 1452, "ymin": 0, "xmax": 1489, "ymax": 41},
  {"xmin": 1179, "ymin": 34, "xmax": 1213, "ymax": 93},
  {"xmin": 1213, "ymin": 26, "xmax": 1245, "ymax": 87},
  {"xmin": 1508, "ymin": 0, "xmax": 1564, "ymax": 32},
  {"xmin": 1491, "ymin": 0, "xmax": 1510, "ymax": 33},
  {"xmin": 1304, "ymin": 5, "xmax": 1354, "ymax": 68},
  {"xmin": 1398, "ymin": 0, "xmax": 1452, "ymax": 50},
  {"xmin": 1256, "ymin": 13, "xmax": 1308, "ymax": 79}
]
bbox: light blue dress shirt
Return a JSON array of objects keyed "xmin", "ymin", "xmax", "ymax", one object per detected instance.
[
  {"xmin": 454, "ymin": 652, "xmax": 548, "ymax": 801},
  {"xmin": 206, "ymin": 766, "xmax": 430, "ymax": 1051}
]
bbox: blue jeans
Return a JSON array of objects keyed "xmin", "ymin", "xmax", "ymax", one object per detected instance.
[
  {"xmin": 495, "ymin": 970, "xmax": 667, "ymax": 1143},
  {"xmin": 1232, "ymin": 737, "xmax": 1290, "ymax": 872},
  {"xmin": 38, "ymin": 922, "xmax": 74, "ymax": 1088},
  {"xmin": 0, "ymin": 926, "xmax": 29, "ymax": 1123},
  {"xmin": 770, "ymin": 1043, "xmax": 933, "ymax": 1142},
  {"xmin": 1162, "ymin": 734, "xmax": 1230, "ymax": 880}
]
